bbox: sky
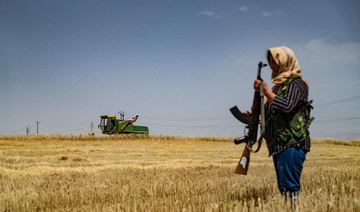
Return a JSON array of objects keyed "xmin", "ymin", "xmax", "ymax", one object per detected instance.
[{"xmin": 1, "ymin": 0, "xmax": 359, "ymax": 139}]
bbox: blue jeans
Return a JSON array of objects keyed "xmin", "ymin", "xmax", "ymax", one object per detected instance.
[{"xmin": 273, "ymin": 147, "xmax": 306, "ymax": 196}]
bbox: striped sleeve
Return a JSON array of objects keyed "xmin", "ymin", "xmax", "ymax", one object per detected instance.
[{"xmin": 272, "ymin": 78, "xmax": 308, "ymax": 113}]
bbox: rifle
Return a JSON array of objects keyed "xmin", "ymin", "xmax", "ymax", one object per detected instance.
[{"xmin": 230, "ymin": 61, "xmax": 267, "ymax": 175}]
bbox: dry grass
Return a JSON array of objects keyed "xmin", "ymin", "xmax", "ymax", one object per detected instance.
[
  {"xmin": 0, "ymin": 135, "xmax": 359, "ymax": 211},
  {"xmin": 0, "ymin": 134, "xmax": 233, "ymax": 142},
  {"xmin": 316, "ymin": 138, "xmax": 360, "ymax": 146}
]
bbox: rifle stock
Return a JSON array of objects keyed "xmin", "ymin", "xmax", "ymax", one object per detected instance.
[{"xmin": 234, "ymin": 145, "xmax": 250, "ymax": 175}]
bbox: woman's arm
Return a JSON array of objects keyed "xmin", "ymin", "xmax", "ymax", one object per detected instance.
[
  {"xmin": 271, "ymin": 79, "xmax": 306, "ymax": 113},
  {"xmin": 254, "ymin": 78, "xmax": 306, "ymax": 113}
]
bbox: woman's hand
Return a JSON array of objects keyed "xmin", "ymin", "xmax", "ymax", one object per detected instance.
[
  {"xmin": 242, "ymin": 110, "xmax": 251, "ymax": 117},
  {"xmin": 254, "ymin": 80, "xmax": 276, "ymax": 103},
  {"xmin": 254, "ymin": 80, "xmax": 268, "ymax": 93}
]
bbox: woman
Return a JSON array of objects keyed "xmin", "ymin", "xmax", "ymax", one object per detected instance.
[{"xmin": 254, "ymin": 46, "xmax": 312, "ymax": 199}]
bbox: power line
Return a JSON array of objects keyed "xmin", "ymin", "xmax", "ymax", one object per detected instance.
[
  {"xmin": 314, "ymin": 96, "xmax": 360, "ymax": 107},
  {"xmin": 316, "ymin": 117, "xmax": 360, "ymax": 123},
  {"xmin": 141, "ymin": 116, "xmax": 233, "ymax": 121},
  {"xmin": 43, "ymin": 126, "xmax": 91, "ymax": 134},
  {"xmin": 315, "ymin": 122, "xmax": 360, "ymax": 126},
  {"xmin": 41, "ymin": 122, "xmax": 92, "ymax": 128},
  {"xmin": 140, "ymin": 96, "xmax": 360, "ymax": 122},
  {"xmin": 3, "ymin": 96, "xmax": 356, "ymax": 135},
  {"xmin": 137, "ymin": 122, "xmax": 240, "ymax": 129},
  {"xmin": 0, "ymin": 128, "xmax": 27, "ymax": 135}
]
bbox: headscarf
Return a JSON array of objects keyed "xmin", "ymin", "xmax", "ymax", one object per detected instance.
[{"xmin": 267, "ymin": 46, "xmax": 309, "ymax": 92}]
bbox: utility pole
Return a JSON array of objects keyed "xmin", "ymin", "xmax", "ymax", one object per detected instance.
[
  {"xmin": 26, "ymin": 127, "xmax": 30, "ymax": 136},
  {"xmin": 91, "ymin": 122, "xmax": 94, "ymax": 134},
  {"xmin": 36, "ymin": 121, "xmax": 40, "ymax": 134}
]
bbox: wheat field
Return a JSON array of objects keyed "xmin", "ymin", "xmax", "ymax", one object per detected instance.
[{"xmin": 0, "ymin": 135, "xmax": 359, "ymax": 211}]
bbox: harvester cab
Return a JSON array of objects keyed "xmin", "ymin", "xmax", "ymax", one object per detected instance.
[
  {"xmin": 99, "ymin": 115, "xmax": 116, "ymax": 134},
  {"xmin": 98, "ymin": 114, "xmax": 149, "ymax": 135}
]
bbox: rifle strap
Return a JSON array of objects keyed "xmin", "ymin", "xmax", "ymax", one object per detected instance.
[{"xmin": 259, "ymin": 82, "xmax": 266, "ymax": 137}]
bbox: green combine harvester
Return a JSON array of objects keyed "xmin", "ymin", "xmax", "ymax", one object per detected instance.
[{"xmin": 98, "ymin": 113, "xmax": 149, "ymax": 135}]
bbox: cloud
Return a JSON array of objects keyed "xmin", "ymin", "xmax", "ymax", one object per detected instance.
[
  {"xmin": 234, "ymin": 6, "xmax": 249, "ymax": 11},
  {"xmin": 198, "ymin": 11, "xmax": 214, "ymax": 16},
  {"xmin": 292, "ymin": 39, "xmax": 360, "ymax": 67},
  {"xmin": 290, "ymin": 39, "xmax": 360, "ymax": 94},
  {"xmin": 275, "ymin": 10, "xmax": 284, "ymax": 16},
  {"xmin": 261, "ymin": 10, "xmax": 284, "ymax": 17},
  {"xmin": 198, "ymin": 10, "xmax": 222, "ymax": 18},
  {"xmin": 261, "ymin": 11, "xmax": 272, "ymax": 17}
]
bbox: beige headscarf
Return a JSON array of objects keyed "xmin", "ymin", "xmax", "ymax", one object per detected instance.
[{"xmin": 268, "ymin": 46, "xmax": 309, "ymax": 92}]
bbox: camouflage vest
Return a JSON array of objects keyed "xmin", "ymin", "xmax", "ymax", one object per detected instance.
[{"xmin": 267, "ymin": 75, "xmax": 314, "ymax": 147}]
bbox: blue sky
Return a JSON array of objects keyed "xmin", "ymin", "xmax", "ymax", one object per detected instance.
[{"xmin": 1, "ymin": 0, "xmax": 359, "ymax": 139}]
